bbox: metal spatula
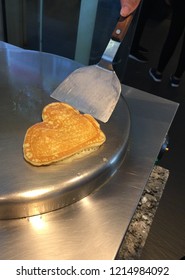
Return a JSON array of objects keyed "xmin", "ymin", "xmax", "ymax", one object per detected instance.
[{"xmin": 51, "ymin": 15, "xmax": 133, "ymax": 123}]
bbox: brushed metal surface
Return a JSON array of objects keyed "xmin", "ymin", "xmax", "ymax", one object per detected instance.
[
  {"xmin": 50, "ymin": 64, "xmax": 121, "ymax": 122},
  {"xmin": 0, "ymin": 42, "xmax": 178, "ymax": 260},
  {"xmin": 0, "ymin": 47, "xmax": 130, "ymax": 219}
]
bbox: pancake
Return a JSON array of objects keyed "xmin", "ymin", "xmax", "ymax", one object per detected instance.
[{"xmin": 23, "ymin": 102, "xmax": 106, "ymax": 166}]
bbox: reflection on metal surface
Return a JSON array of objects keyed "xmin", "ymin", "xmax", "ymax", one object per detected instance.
[
  {"xmin": 20, "ymin": 188, "xmax": 52, "ymax": 199},
  {"xmin": 28, "ymin": 215, "xmax": 46, "ymax": 231},
  {"xmin": 80, "ymin": 196, "xmax": 92, "ymax": 207},
  {"xmin": 101, "ymin": 39, "xmax": 120, "ymax": 65}
]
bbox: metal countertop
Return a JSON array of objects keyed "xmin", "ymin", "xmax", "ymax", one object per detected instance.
[{"xmin": 0, "ymin": 42, "xmax": 178, "ymax": 259}]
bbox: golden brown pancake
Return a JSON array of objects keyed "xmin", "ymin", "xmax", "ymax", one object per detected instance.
[{"xmin": 23, "ymin": 102, "xmax": 106, "ymax": 166}]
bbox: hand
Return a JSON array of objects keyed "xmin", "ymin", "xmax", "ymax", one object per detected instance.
[{"xmin": 120, "ymin": 0, "xmax": 141, "ymax": 16}]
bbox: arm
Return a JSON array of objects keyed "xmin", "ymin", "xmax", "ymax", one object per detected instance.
[{"xmin": 120, "ymin": 0, "xmax": 141, "ymax": 16}]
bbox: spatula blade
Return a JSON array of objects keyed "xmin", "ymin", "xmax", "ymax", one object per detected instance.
[{"xmin": 51, "ymin": 65, "xmax": 121, "ymax": 123}]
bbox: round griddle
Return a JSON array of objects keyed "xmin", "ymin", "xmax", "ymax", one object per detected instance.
[{"xmin": 0, "ymin": 49, "xmax": 130, "ymax": 219}]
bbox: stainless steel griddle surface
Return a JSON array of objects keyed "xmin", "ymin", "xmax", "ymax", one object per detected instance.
[
  {"xmin": 0, "ymin": 42, "xmax": 178, "ymax": 259},
  {"xmin": 0, "ymin": 46, "xmax": 130, "ymax": 219}
]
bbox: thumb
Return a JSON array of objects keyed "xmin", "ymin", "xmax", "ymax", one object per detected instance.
[{"xmin": 120, "ymin": 6, "xmax": 130, "ymax": 17}]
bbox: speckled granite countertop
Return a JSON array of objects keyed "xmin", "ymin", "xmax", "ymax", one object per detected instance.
[{"xmin": 116, "ymin": 165, "xmax": 169, "ymax": 260}]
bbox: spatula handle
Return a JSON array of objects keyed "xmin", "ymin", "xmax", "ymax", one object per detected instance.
[{"xmin": 111, "ymin": 14, "xmax": 133, "ymax": 42}]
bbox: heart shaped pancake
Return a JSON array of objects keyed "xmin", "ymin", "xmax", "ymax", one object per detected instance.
[{"xmin": 23, "ymin": 102, "xmax": 106, "ymax": 166}]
